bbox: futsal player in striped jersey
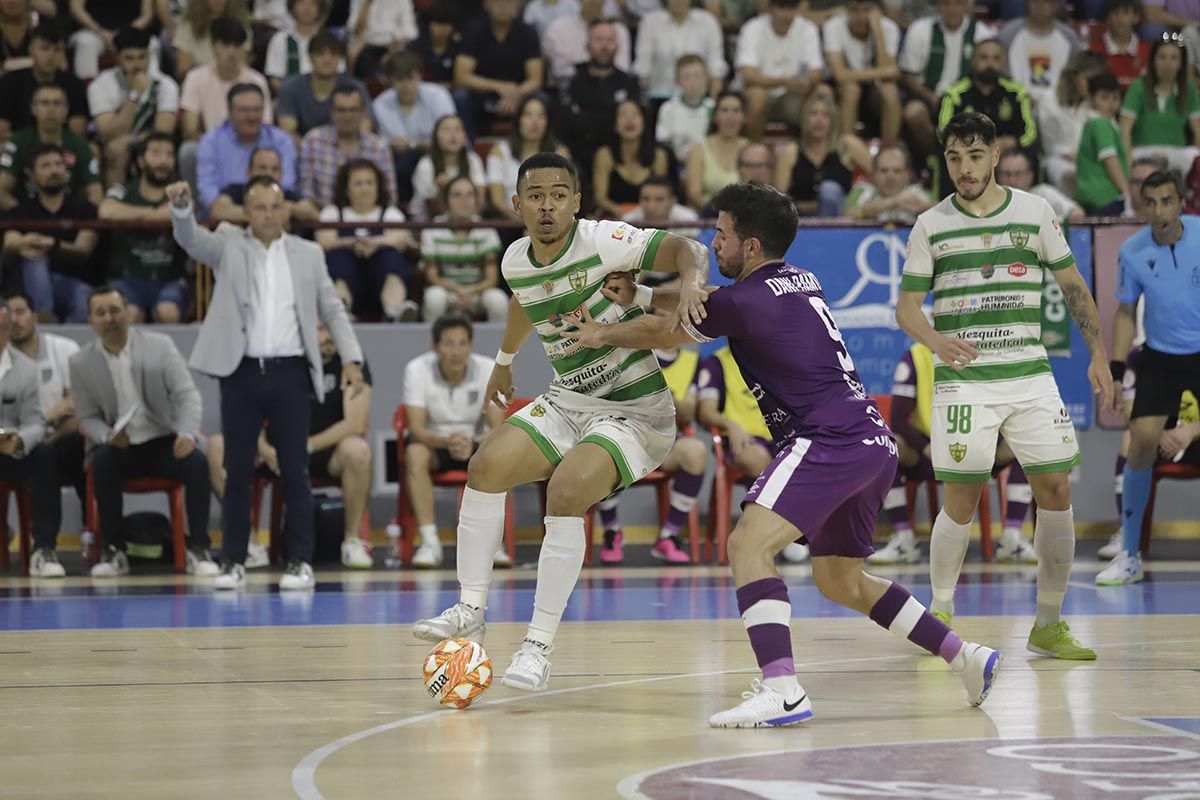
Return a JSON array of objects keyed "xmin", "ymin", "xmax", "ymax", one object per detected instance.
[
  {"xmin": 896, "ymin": 112, "xmax": 1113, "ymax": 659},
  {"xmin": 411, "ymin": 153, "xmax": 711, "ymax": 692},
  {"xmin": 568, "ymin": 182, "xmax": 1001, "ymax": 728}
]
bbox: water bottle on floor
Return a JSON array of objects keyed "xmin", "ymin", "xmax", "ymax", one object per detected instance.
[{"xmin": 385, "ymin": 519, "xmax": 402, "ymax": 568}]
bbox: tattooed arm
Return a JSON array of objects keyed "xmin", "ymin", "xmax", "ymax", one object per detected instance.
[{"xmin": 1053, "ymin": 265, "xmax": 1114, "ymax": 409}]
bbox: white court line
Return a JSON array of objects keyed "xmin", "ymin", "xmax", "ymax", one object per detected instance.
[
  {"xmin": 1120, "ymin": 716, "xmax": 1200, "ymax": 742},
  {"xmin": 290, "ymin": 653, "xmax": 909, "ymax": 800},
  {"xmin": 292, "ymin": 634, "xmax": 1200, "ymax": 799}
]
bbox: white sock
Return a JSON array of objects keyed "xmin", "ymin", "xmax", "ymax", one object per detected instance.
[
  {"xmin": 456, "ymin": 487, "xmax": 507, "ymax": 610},
  {"xmin": 763, "ymin": 675, "xmax": 802, "ymax": 696},
  {"xmin": 1034, "ymin": 506, "xmax": 1075, "ymax": 628},
  {"xmin": 526, "ymin": 516, "xmax": 586, "ymax": 649},
  {"xmin": 418, "ymin": 524, "xmax": 438, "ymax": 547},
  {"xmin": 930, "ymin": 510, "xmax": 972, "ymax": 616}
]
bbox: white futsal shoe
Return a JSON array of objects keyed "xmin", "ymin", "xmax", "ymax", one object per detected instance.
[
  {"xmin": 709, "ymin": 679, "xmax": 814, "ymax": 728},
  {"xmin": 867, "ymin": 530, "xmax": 921, "ymax": 564},
  {"xmin": 411, "ymin": 601, "xmax": 485, "ymax": 642},
  {"xmin": 1097, "ymin": 530, "xmax": 1124, "ymax": 560},
  {"xmin": 500, "ymin": 640, "xmax": 552, "ymax": 692},
  {"xmin": 955, "ymin": 642, "xmax": 1002, "ymax": 707}
]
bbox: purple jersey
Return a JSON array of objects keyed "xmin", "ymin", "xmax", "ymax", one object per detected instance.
[{"xmin": 684, "ymin": 261, "xmax": 892, "ymax": 447}]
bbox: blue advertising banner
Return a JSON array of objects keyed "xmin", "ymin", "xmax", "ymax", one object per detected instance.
[{"xmin": 697, "ymin": 224, "xmax": 1096, "ymax": 427}]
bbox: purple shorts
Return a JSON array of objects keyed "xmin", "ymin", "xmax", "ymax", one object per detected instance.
[{"xmin": 745, "ymin": 435, "xmax": 899, "ymax": 558}]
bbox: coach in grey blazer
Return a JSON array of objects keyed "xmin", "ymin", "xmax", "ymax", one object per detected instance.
[
  {"xmin": 69, "ymin": 287, "xmax": 214, "ymax": 578},
  {"xmin": 0, "ymin": 299, "xmax": 61, "ymax": 567},
  {"xmin": 168, "ymin": 176, "xmax": 364, "ymax": 591}
]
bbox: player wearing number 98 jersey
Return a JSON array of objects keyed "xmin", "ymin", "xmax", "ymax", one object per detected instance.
[{"xmin": 897, "ymin": 112, "xmax": 1113, "ymax": 662}]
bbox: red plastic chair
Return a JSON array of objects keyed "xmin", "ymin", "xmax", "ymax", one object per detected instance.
[
  {"xmin": 873, "ymin": 393, "xmax": 997, "ymax": 559},
  {"xmin": 84, "ymin": 464, "xmax": 188, "ymax": 571},
  {"xmin": 250, "ymin": 473, "xmax": 373, "ymax": 564},
  {"xmin": 537, "ymin": 426, "xmax": 704, "ymax": 566},
  {"xmin": 0, "ymin": 482, "xmax": 32, "ymax": 574},
  {"xmin": 1139, "ymin": 461, "xmax": 1200, "ymax": 556},
  {"xmin": 391, "ymin": 399, "xmax": 527, "ymax": 566},
  {"xmin": 703, "ymin": 427, "xmax": 752, "ymax": 565}
]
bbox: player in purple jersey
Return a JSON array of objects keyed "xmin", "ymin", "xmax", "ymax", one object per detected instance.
[{"xmin": 567, "ymin": 183, "xmax": 1001, "ymax": 727}]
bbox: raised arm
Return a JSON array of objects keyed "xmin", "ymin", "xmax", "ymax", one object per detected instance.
[{"xmin": 166, "ymin": 181, "xmax": 226, "ymax": 267}]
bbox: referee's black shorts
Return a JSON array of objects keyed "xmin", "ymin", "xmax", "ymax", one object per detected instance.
[{"xmin": 1130, "ymin": 346, "xmax": 1200, "ymax": 420}]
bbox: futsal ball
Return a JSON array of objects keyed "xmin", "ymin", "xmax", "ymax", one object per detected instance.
[{"xmin": 423, "ymin": 638, "xmax": 493, "ymax": 709}]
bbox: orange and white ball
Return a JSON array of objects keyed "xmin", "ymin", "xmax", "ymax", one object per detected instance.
[{"xmin": 422, "ymin": 638, "xmax": 493, "ymax": 709}]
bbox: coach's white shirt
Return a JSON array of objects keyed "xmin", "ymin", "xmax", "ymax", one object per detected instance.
[{"xmin": 246, "ymin": 236, "xmax": 304, "ymax": 359}]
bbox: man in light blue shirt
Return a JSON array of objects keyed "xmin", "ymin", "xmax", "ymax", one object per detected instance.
[
  {"xmin": 1101, "ymin": 170, "xmax": 1200, "ymax": 586},
  {"xmin": 195, "ymin": 83, "xmax": 297, "ymax": 213},
  {"xmin": 371, "ymin": 51, "xmax": 455, "ymax": 203}
]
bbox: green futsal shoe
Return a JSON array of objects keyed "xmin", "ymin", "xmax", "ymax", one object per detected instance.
[
  {"xmin": 932, "ymin": 610, "xmax": 952, "ymax": 627},
  {"xmin": 1027, "ymin": 621, "xmax": 1097, "ymax": 660}
]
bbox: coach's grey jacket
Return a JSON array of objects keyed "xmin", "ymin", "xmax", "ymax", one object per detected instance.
[
  {"xmin": 0, "ymin": 345, "xmax": 45, "ymax": 453},
  {"xmin": 69, "ymin": 328, "xmax": 202, "ymax": 448},
  {"xmin": 170, "ymin": 203, "xmax": 363, "ymax": 401}
]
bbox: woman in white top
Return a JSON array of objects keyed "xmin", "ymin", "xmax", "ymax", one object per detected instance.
[
  {"xmin": 1038, "ymin": 50, "xmax": 1106, "ymax": 195},
  {"xmin": 487, "ymin": 95, "xmax": 570, "ymax": 222},
  {"xmin": 409, "ymin": 114, "xmax": 486, "ymax": 220},
  {"xmin": 346, "ymin": 0, "xmax": 418, "ymax": 80},
  {"xmin": 316, "ymin": 159, "xmax": 417, "ymax": 321}
]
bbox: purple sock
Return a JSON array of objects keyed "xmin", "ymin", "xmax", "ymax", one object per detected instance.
[
  {"xmin": 1114, "ymin": 455, "xmax": 1126, "ymax": 517},
  {"xmin": 661, "ymin": 470, "xmax": 703, "ymax": 536},
  {"xmin": 736, "ymin": 578, "xmax": 794, "ymax": 679},
  {"xmin": 869, "ymin": 582, "xmax": 962, "ymax": 664},
  {"xmin": 884, "ymin": 469, "xmax": 911, "ymax": 531},
  {"xmin": 597, "ymin": 496, "xmax": 620, "ymax": 531},
  {"xmin": 1005, "ymin": 463, "xmax": 1032, "ymax": 530}
]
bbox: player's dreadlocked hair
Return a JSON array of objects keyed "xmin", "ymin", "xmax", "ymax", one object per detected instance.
[
  {"xmin": 710, "ymin": 182, "xmax": 799, "ymax": 259},
  {"xmin": 939, "ymin": 111, "xmax": 996, "ymax": 151}
]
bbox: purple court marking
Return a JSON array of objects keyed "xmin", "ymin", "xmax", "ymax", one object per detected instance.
[{"xmin": 619, "ymin": 736, "xmax": 1200, "ymax": 800}]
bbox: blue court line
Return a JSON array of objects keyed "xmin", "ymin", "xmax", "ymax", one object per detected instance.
[{"xmin": 0, "ymin": 573, "xmax": 1196, "ymax": 631}]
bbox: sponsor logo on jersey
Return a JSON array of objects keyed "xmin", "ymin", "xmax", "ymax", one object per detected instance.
[
  {"xmin": 530, "ymin": 404, "xmax": 546, "ymax": 417},
  {"xmin": 949, "ymin": 443, "xmax": 967, "ymax": 462},
  {"xmin": 611, "ymin": 226, "xmax": 626, "ymax": 241},
  {"xmin": 543, "ymin": 279, "xmax": 554, "ymax": 294},
  {"xmin": 980, "ymin": 264, "xmax": 995, "ymax": 279},
  {"xmin": 981, "ymin": 232, "xmax": 992, "ymax": 249},
  {"xmin": 1010, "ymin": 230, "xmax": 1029, "ymax": 248},
  {"xmin": 1008, "ymin": 264, "xmax": 1028, "ymax": 277}
]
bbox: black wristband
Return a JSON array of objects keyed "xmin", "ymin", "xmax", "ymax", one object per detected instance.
[{"xmin": 1110, "ymin": 360, "xmax": 1126, "ymax": 381}]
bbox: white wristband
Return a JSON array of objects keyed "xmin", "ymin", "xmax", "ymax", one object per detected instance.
[
  {"xmin": 634, "ymin": 284, "xmax": 653, "ymax": 309},
  {"xmin": 495, "ymin": 349, "xmax": 515, "ymax": 366}
]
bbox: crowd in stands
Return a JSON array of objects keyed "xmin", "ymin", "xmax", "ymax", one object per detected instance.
[{"xmin": 0, "ymin": 0, "xmax": 1197, "ymax": 324}]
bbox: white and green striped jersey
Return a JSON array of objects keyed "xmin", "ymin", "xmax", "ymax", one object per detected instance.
[
  {"xmin": 503, "ymin": 219, "xmax": 672, "ymax": 410},
  {"xmin": 419, "ymin": 215, "xmax": 502, "ymax": 286},
  {"xmin": 901, "ymin": 187, "xmax": 1075, "ymax": 406}
]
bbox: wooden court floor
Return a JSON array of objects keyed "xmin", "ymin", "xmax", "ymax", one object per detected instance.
[{"xmin": 1, "ymin": 560, "xmax": 1199, "ymax": 799}]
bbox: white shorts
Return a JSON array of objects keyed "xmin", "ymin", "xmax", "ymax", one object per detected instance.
[
  {"xmin": 505, "ymin": 391, "xmax": 675, "ymax": 489},
  {"xmin": 931, "ymin": 391, "xmax": 1080, "ymax": 483}
]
